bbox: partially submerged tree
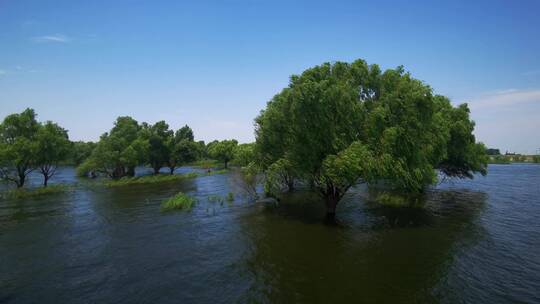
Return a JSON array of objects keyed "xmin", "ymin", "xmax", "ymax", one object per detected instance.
[
  {"xmin": 80, "ymin": 116, "xmax": 147, "ymax": 179},
  {"xmin": 68, "ymin": 141, "xmax": 96, "ymax": 166},
  {"xmin": 232, "ymin": 143, "xmax": 255, "ymax": 167},
  {"xmin": 208, "ymin": 139, "xmax": 238, "ymax": 169},
  {"xmin": 0, "ymin": 109, "xmax": 40, "ymax": 188},
  {"xmin": 35, "ymin": 121, "xmax": 71, "ymax": 186},
  {"xmin": 166, "ymin": 125, "xmax": 198, "ymax": 174},
  {"xmin": 255, "ymin": 59, "xmax": 487, "ymax": 216},
  {"xmin": 142, "ymin": 121, "xmax": 173, "ymax": 174}
]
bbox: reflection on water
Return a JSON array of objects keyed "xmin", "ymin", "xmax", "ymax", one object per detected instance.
[{"xmin": 1, "ymin": 164, "xmax": 539, "ymax": 303}]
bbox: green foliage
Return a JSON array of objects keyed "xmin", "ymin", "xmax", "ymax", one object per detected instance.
[
  {"xmin": 208, "ymin": 139, "xmax": 238, "ymax": 168},
  {"xmin": 67, "ymin": 141, "xmax": 96, "ymax": 166},
  {"xmin": 189, "ymin": 159, "xmax": 220, "ymax": 169},
  {"xmin": 226, "ymin": 192, "xmax": 235, "ymax": 202},
  {"xmin": 163, "ymin": 125, "xmax": 198, "ymax": 174},
  {"xmin": 264, "ymin": 158, "xmax": 297, "ymax": 195},
  {"xmin": 160, "ymin": 192, "xmax": 197, "ymax": 211},
  {"xmin": 534, "ymin": 155, "xmax": 540, "ymax": 163},
  {"xmin": 255, "ymin": 59, "xmax": 488, "ymax": 213},
  {"xmin": 317, "ymin": 142, "xmax": 375, "ymax": 196},
  {"xmin": 232, "ymin": 143, "xmax": 255, "ymax": 167},
  {"xmin": 141, "ymin": 121, "xmax": 173, "ymax": 174},
  {"xmin": 35, "ymin": 121, "xmax": 71, "ymax": 186},
  {"xmin": 80, "ymin": 116, "xmax": 146, "ymax": 179},
  {"xmin": 488, "ymin": 155, "xmax": 511, "ymax": 164},
  {"xmin": 0, "ymin": 108, "xmax": 70, "ymax": 188}
]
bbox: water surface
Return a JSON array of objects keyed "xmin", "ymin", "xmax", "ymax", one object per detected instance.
[{"xmin": 1, "ymin": 164, "xmax": 539, "ymax": 303}]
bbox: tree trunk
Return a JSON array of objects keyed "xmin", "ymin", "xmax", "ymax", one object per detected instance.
[
  {"xmin": 287, "ymin": 178, "xmax": 294, "ymax": 192},
  {"xmin": 224, "ymin": 161, "xmax": 228, "ymax": 169},
  {"xmin": 169, "ymin": 167, "xmax": 175, "ymax": 175},
  {"xmin": 153, "ymin": 166, "xmax": 161, "ymax": 175},
  {"xmin": 324, "ymin": 192, "xmax": 340, "ymax": 219},
  {"xmin": 127, "ymin": 166, "xmax": 135, "ymax": 177},
  {"xmin": 17, "ymin": 171, "xmax": 26, "ymax": 188},
  {"xmin": 43, "ymin": 175, "xmax": 49, "ymax": 187}
]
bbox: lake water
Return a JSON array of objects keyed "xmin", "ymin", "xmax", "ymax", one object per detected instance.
[{"xmin": 1, "ymin": 164, "xmax": 539, "ymax": 303}]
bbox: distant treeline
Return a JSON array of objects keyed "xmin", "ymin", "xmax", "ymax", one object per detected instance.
[
  {"xmin": 0, "ymin": 109, "xmax": 253, "ymax": 188},
  {"xmin": 488, "ymin": 154, "xmax": 540, "ymax": 164}
]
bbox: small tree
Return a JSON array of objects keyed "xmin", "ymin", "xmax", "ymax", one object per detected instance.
[
  {"xmin": 208, "ymin": 139, "xmax": 238, "ymax": 168},
  {"xmin": 80, "ymin": 116, "xmax": 145, "ymax": 179},
  {"xmin": 166, "ymin": 125, "xmax": 197, "ymax": 174},
  {"xmin": 142, "ymin": 121, "xmax": 173, "ymax": 174},
  {"xmin": 35, "ymin": 121, "xmax": 71, "ymax": 186},
  {"xmin": 0, "ymin": 108, "xmax": 40, "ymax": 188}
]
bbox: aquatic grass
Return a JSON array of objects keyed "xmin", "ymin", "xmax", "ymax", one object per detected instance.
[
  {"xmin": 160, "ymin": 192, "xmax": 197, "ymax": 211},
  {"xmin": 104, "ymin": 169, "xmax": 229, "ymax": 187},
  {"xmin": 226, "ymin": 192, "xmax": 235, "ymax": 202},
  {"xmin": 189, "ymin": 159, "xmax": 221, "ymax": 169},
  {"xmin": 2, "ymin": 184, "xmax": 71, "ymax": 200},
  {"xmin": 104, "ymin": 172, "xmax": 199, "ymax": 187},
  {"xmin": 207, "ymin": 194, "xmax": 224, "ymax": 203},
  {"xmin": 206, "ymin": 169, "xmax": 229, "ymax": 175},
  {"xmin": 374, "ymin": 192, "xmax": 424, "ymax": 208}
]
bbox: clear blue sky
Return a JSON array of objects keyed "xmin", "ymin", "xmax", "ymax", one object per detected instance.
[{"xmin": 1, "ymin": 0, "xmax": 539, "ymax": 154}]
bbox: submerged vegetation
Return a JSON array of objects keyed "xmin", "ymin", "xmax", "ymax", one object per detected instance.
[
  {"xmin": 104, "ymin": 169, "xmax": 229, "ymax": 187},
  {"xmin": 160, "ymin": 192, "xmax": 197, "ymax": 211},
  {"xmin": 104, "ymin": 172, "xmax": 199, "ymax": 187},
  {"xmin": 1, "ymin": 184, "xmax": 71, "ymax": 200}
]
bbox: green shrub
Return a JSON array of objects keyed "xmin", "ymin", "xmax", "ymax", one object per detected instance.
[
  {"xmin": 226, "ymin": 192, "xmax": 235, "ymax": 202},
  {"xmin": 160, "ymin": 192, "xmax": 197, "ymax": 211}
]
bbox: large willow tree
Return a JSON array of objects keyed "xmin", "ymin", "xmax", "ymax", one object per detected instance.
[{"xmin": 255, "ymin": 59, "xmax": 487, "ymax": 216}]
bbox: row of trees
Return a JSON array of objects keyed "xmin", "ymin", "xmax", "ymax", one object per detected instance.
[
  {"xmin": 0, "ymin": 109, "xmax": 254, "ymax": 187},
  {"xmin": 254, "ymin": 59, "xmax": 488, "ymax": 216},
  {"xmin": 0, "ymin": 109, "xmax": 71, "ymax": 187},
  {"xmin": 77, "ymin": 116, "xmax": 249, "ymax": 179}
]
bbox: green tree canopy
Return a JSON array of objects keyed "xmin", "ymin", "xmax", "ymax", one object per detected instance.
[
  {"xmin": 233, "ymin": 143, "xmax": 255, "ymax": 167},
  {"xmin": 208, "ymin": 139, "xmax": 238, "ymax": 168},
  {"xmin": 255, "ymin": 59, "xmax": 487, "ymax": 216},
  {"xmin": 80, "ymin": 116, "xmax": 147, "ymax": 179},
  {"xmin": 0, "ymin": 108, "xmax": 40, "ymax": 188},
  {"xmin": 35, "ymin": 121, "xmax": 71, "ymax": 186},
  {"xmin": 166, "ymin": 125, "xmax": 198, "ymax": 174}
]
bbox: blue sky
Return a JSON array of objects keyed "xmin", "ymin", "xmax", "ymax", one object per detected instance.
[{"xmin": 0, "ymin": 0, "xmax": 539, "ymax": 154}]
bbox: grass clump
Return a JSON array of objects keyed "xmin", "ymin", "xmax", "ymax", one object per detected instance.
[
  {"xmin": 2, "ymin": 184, "xmax": 71, "ymax": 200},
  {"xmin": 207, "ymin": 169, "xmax": 229, "ymax": 175},
  {"xmin": 189, "ymin": 159, "xmax": 220, "ymax": 169},
  {"xmin": 226, "ymin": 192, "xmax": 235, "ymax": 202},
  {"xmin": 207, "ymin": 194, "xmax": 224, "ymax": 203},
  {"xmin": 160, "ymin": 192, "xmax": 197, "ymax": 211},
  {"xmin": 374, "ymin": 192, "xmax": 424, "ymax": 208},
  {"xmin": 104, "ymin": 169, "xmax": 229, "ymax": 187},
  {"xmin": 105, "ymin": 172, "xmax": 198, "ymax": 187}
]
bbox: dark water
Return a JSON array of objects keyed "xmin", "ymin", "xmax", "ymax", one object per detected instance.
[{"xmin": 1, "ymin": 164, "xmax": 539, "ymax": 303}]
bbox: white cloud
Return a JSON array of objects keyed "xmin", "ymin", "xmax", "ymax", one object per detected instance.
[
  {"xmin": 32, "ymin": 34, "xmax": 70, "ymax": 43},
  {"xmin": 465, "ymin": 89, "xmax": 540, "ymax": 110}
]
